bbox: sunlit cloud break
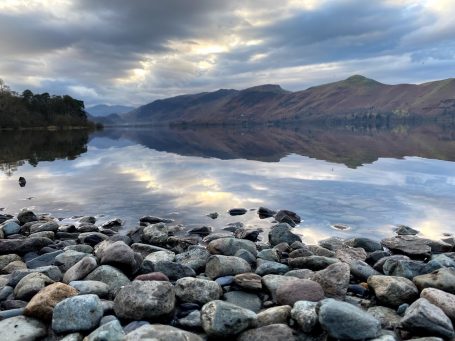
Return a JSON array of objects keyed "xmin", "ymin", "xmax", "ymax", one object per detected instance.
[{"xmin": 0, "ymin": 0, "xmax": 454, "ymax": 106}]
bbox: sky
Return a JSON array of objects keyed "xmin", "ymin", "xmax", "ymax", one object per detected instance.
[{"xmin": 0, "ymin": 0, "xmax": 454, "ymax": 107}]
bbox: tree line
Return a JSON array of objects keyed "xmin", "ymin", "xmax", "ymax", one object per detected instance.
[{"xmin": 0, "ymin": 79, "xmax": 96, "ymax": 129}]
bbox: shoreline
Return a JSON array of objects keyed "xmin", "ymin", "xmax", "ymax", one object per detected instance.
[{"xmin": 0, "ymin": 208, "xmax": 454, "ymax": 340}]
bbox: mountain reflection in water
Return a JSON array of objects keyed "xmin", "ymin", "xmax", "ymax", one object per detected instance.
[{"xmin": 0, "ymin": 124, "xmax": 454, "ymax": 243}]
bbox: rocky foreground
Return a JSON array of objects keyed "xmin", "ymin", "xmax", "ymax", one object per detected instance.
[{"xmin": 0, "ymin": 208, "xmax": 454, "ymax": 340}]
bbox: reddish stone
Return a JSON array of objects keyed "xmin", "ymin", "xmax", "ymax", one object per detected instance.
[
  {"xmin": 276, "ymin": 279, "xmax": 325, "ymax": 305},
  {"xmin": 134, "ymin": 272, "xmax": 170, "ymax": 282}
]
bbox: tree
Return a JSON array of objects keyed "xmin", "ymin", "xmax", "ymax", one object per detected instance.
[{"xmin": 0, "ymin": 78, "xmax": 11, "ymax": 94}]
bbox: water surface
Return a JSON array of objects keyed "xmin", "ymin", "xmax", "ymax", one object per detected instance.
[{"xmin": 1, "ymin": 124, "xmax": 454, "ymax": 243}]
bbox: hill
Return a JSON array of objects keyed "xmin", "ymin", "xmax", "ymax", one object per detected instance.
[
  {"xmin": 124, "ymin": 76, "xmax": 455, "ymax": 125},
  {"xmin": 86, "ymin": 104, "xmax": 134, "ymax": 117}
]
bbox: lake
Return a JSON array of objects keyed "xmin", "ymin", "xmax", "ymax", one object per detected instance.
[{"xmin": 1, "ymin": 124, "xmax": 454, "ymax": 243}]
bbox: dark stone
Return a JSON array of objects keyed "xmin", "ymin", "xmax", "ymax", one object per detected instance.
[
  {"xmin": 258, "ymin": 207, "xmax": 276, "ymax": 219},
  {"xmin": 152, "ymin": 261, "xmax": 196, "ymax": 281},
  {"xmin": 268, "ymin": 223, "xmax": 302, "ymax": 247},
  {"xmin": 275, "ymin": 210, "xmax": 301, "ymax": 225},
  {"xmin": 17, "ymin": 210, "xmax": 38, "ymax": 225},
  {"xmin": 345, "ymin": 237, "xmax": 383, "ymax": 252},
  {"xmin": 228, "ymin": 208, "xmax": 248, "ymax": 216},
  {"xmin": 0, "ymin": 238, "xmax": 53, "ymax": 255},
  {"xmin": 26, "ymin": 250, "xmax": 63, "ymax": 269},
  {"xmin": 188, "ymin": 226, "xmax": 212, "ymax": 237},
  {"xmin": 140, "ymin": 216, "xmax": 174, "ymax": 224}
]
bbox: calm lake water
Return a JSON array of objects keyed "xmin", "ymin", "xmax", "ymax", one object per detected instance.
[{"xmin": 1, "ymin": 124, "xmax": 454, "ymax": 243}]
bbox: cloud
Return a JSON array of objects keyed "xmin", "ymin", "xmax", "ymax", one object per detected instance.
[{"xmin": 0, "ymin": 0, "xmax": 454, "ymax": 106}]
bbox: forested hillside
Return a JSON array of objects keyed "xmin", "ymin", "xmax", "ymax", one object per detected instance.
[{"xmin": 0, "ymin": 79, "xmax": 93, "ymax": 129}]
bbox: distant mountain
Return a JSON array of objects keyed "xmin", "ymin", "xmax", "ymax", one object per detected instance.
[
  {"xmin": 86, "ymin": 104, "xmax": 134, "ymax": 117},
  {"xmin": 123, "ymin": 76, "xmax": 455, "ymax": 125}
]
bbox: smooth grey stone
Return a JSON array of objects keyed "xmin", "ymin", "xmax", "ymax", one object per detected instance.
[
  {"xmin": 14, "ymin": 272, "xmax": 54, "ymax": 300},
  {"xmin": 0, "ymin": 285, "xmax": 14, "ymax": 301},
  {"xmin": 0, "ymin": 307, "xmax": 25, "ymax": 319},
  {"xmin": 84, "ymin": 265, "xmax": 130, "ymax": 298},
  {"xmin": 223, "ymin": 291, "xmax": 262, "ymax": 312},
  {"xmin": 63, "ymin": 256, "xmax": 98, "ymax": 284},
  {"xmin": 237, "ymin": 323, "xmax": 297, "ymax": 341},
  {"xmin": 318, "ymin": 298, "xmax": 381, "ymax": 340},
  {"xmin": 17, "ymin": 210, "xmax": 38, "ymax": 225},
  {"xmin": 142, "ymin": 223, "xmax": 168, "ymax": 244},
  {"xmin": 152, "ymin": 261, "xmax": 196, "ymax": 281},
  {"xmin": 234, "ymin": 249, "xmax": 257, "ymax": 265},
  {"xmin": 269, "ymin": 223, "xmax": 302, "ymax": 247},
  {"xmin": 255, "ymin": 306, "xmax": 291, "ymax": 327},
  {"xmin": 421, "ymin": 288, "xmax": 455, "ymax": 322},
  {"xmin": 367, "ymin": 306, "xmax": 401, "ymax": 330},
  {"xmin": 201, "ymin": 300, "xmax": 257, "ymax": 337},
  {"xmin": 131, "ymin": 243, "xmax": 169, "ymax": 258},
  {"xmin": 175, "ymin": 277, "xmax": 222, "ymax": 305},
  {"xmin": 312, "ymin": 262, "xmax": 350, "ymax": 299},
  {"xmin": 8, "ymin": 265, "xmax": 62, "ymax": 285},
  {"xmin": 0, "ymin": 315, "xmax": 46, "ymax": 341},
  {"xmin": 288, "ymin": 255, "xmax": 339, "ymax": 271},
  {"xmin": 291, "ymin": 300, "xmax": 318, "ymax": 332},
  {"xmin": 52, "ymin": 294, "xmax": 104, "ymax": 333},
  {"xmin": 54, "ymin": 250, "xmax": 88, "ymax": 272},
  {"xmin": 207, "ymin": 237, "xmax": 257, "ymax": 256},
  {"xmin": 178, "ymin": 310, "xmax": 202, "ymax": 328},
  {"xmin": 125, "ymin": 324, "xmax": 202, "ymax": 341},
  {"xmin": 64, "ymin": 244, "xmax": 93, "ymax": 253},
  {"xmin": 114, "ymin": 281, "xmax": 175, "ymax": 320},
  {"xmin": 26, "ymin": 250, "xmax": 63, "ymax": 269},
  {"xmin": 85, "ymin": 319, "xmax": 125, "ymax": 341},
  {"xmin": 345, "ymin": 237, "xmax": 383, "ymax": 252},
  {"xmin": 205, "ymin": 255, "xmax": 251, "ymax": 279},
  {"xmin": 284, "ymin": 269, "xmax": 315, "ymax": 279},
  {"xmin": 255, "ymin": 260, "xmax": 289, "ymax": 276},
  {"xmin": 401, "ymin": 298, "xmax": 454, "ymax": 338},
  {"xmin": 69, "ymin": 280, "xmax": 109, "ymax": 297},
  {"xmin": 175, "ymin": 246, "xmax": 210, "ymax": 272},
  {"xmin": 1, "ymin": 220, "xmax": 21, "ymax": 236},
  {"xmin": 368, "ymin": 275, "xmax": 419, "ymax": 307},
  {"xmin": 413, "ymin": 268, "xmax": 455, "ymax": 294},
  {"xmin": 215, "ymin": 275, "xmax": 234, "ymax": 286},
  {"xmin": 349, "ymin": 259, "xmax": 381, "ymax": 281},
  {"xmin": 0, "ymin": 238, "xmax": 53, "ymax": 255},
  {"xmin": 0, "ymin": 254, "xmax": 22, "ymax": 270},
  {"xmin": 30, "ymin": 221, "xmax": 59, "ymax": 234},
  {"xmin": 383, "ymin": 258, "xmax": 425, "ymax": 279}
]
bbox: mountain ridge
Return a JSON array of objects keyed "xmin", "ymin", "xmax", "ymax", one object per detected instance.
[{"xmin": 121, "ymin": 75, "xmax": 455, "ymax": 125}]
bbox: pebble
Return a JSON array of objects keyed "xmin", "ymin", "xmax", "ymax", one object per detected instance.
[
  {"xmin": 368, "ymin": 275, "xmax": 419, "ymax": 307},
  {"xmin": 114, "ymin": 281, "xmax": 175, "ymax": 320},
  {"xmin": 400, "ymin": 298, "xmax": 454, "ymax": 339},
  {"xmin": 24, "ymin": 282, "xmax": 78, "ymax": 321},
  {"xmin": 291, "ymin": 300, "xmax": 318, "ymax": 332},
  {"xmin": 175, "ymin": 277, "xmax": 222, "ymax": 305},
  {"xmin": 0, "ymin": 316, "xmax": 47, "ymax": 341},
  {"xmin": 125, "ymin": 324, "xmax": 202, "ymax": 341},
  {"xmin": 205, "ymin": 255, "xmax": 251, "ymax": 279},
  {"xmin": 52, "ymin": 294, "xmax": 104, "ymax": 333},
  {"xmin": 318, "ymin": 298, "xmax": 381, "ymax": 340},
  {"xmin": 276, "ymin": 279, "xmax": 325, "ymax": 305},
  {"xmin": 223, "ymin": 290, "xmax": 262, "ymax": 312},
  {"xmin": 237, "ymin": 323, "xmax": 297, "ymax": 341},
  {"xmin": 201, "ymin": 300, "xmax": 257, "ymax": 337}
]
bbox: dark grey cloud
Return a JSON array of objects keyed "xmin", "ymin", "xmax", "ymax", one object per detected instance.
[{"xmin": 0, "ymin": 0, "xmax": 454, "ymax": 106}]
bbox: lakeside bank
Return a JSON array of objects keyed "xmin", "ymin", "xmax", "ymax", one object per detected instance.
[{"xmin": 0, "ymin": 208, "xmax": 454, "ymax": 340}]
